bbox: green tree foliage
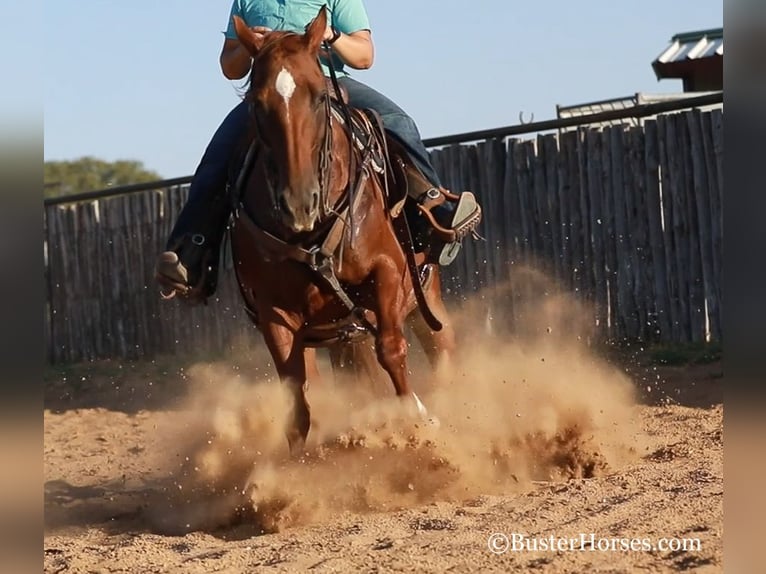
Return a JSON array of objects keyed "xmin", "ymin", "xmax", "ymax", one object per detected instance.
[{"xmin": 44, "ymin": 157, "xmax": 163, "ymax": 198}]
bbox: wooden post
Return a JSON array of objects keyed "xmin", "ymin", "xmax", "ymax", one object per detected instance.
[
  {"xmin": 586, "ymin": 129, "xmax": 607, "ymax": 332},
  {"xmin": 576, "ymin": 128, "xmax": 594, "ymax": 304},
  {"xmin": 543, "ymin": 134, "xmax": 562, "ymax": 284},
  {"xmin": 687, "ymin": 110, "xmax": 720, "ymax": 341}
]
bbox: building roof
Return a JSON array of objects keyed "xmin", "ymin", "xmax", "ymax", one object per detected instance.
[
  {"xmin": 556, "ymin": 91, "xmax": 722, "ymax": 131},
  {"xmin": 652, "ymin": 28, "xmax": 723, "ymax": 80}
]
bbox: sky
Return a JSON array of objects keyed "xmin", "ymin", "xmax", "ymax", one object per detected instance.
[{"xmin": 43, "ymin": 0, "xmax": 722, "ymax": 179}]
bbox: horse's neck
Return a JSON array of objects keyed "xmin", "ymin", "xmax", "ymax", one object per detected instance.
[{"xmin": 328, "ymin": 119, "xmax": 353, "ymax": 204}]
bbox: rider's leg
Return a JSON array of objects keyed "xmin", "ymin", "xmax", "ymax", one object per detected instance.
[
  {"xmin": 338, "ymin": 77, "xmax": 481, "ymax": 266},
  {"xmin": 155, "ymin": 100, "xmax": 250, "ymax": 302}
]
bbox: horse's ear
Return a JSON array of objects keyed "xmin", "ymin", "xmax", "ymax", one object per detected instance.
[
  {"xmin": 233, "ymin": 15, "xmax": 265, "ymax": 55},
  {"xmin": 304, "ymin": 5, "xmax": 328, "ymax": 52}
]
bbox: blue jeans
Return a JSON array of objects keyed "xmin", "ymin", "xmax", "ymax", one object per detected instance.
[
  {"xmin": 339, "ymin": 76, "xmax": 442, "ymax": 188},
  {"xmin": 167, "ymin": 79, "xmax": 441, "ymax": 245},
  {"xmin": 166, "ymin": 101, "xmax": 250, "ymax": 247}
]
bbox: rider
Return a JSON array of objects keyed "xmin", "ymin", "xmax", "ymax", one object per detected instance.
[{"xmin": 155, "ymin": 0, "xmax": 482, "ymax": 303}]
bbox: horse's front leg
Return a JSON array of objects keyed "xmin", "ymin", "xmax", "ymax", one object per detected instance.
[
  {"xmin": 372, "ymin": 263, "xmax": 432, "ymax": 421},
  {"xmin": 260, "ymin": 315, "xmax": 311, "ymax": 456},
  {"xmin": 304, "ymin": 347, "xmax": 322, "ymax": 386}
]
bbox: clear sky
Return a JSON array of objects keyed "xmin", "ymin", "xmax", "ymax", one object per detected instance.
[{"xmin": 43, "ymin": 0, "xmax": 722, "ymax": 179}]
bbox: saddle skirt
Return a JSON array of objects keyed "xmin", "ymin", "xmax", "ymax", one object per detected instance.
[{"xmin": 319, "ymin": 79, "xmax": 406, "ymax": 213}]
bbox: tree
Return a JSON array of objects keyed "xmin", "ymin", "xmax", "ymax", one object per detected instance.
[{"xmin": 43, "ymin": 157, "xmax": 163, "ymax": 198}]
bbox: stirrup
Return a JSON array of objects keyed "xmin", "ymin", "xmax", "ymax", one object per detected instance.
[
  {"xmin": 416, "ymin": 190, "xmax": 482, "ymax": 266},
  {"xmin": 416, "ymin": 190, "xmax": 482, "ymax": 243}
]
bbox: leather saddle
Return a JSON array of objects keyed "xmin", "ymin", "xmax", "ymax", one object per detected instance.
[{"xmin": 323, "ymin": 78, "xmax": 411, "ymax": 219}]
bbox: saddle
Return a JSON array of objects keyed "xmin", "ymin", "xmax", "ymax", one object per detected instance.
[
  {"xmin": 322, "ymin": 80, "xmax": 477, "ymax": 245},
  {"xmin": 320, "ymin": 79, "xmax": 417, "ymax": 223}
]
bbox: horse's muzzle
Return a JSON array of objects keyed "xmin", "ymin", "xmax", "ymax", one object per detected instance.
[{"xmin": 278, "ymin": 187, "xmax": 321, "ymax": 233}]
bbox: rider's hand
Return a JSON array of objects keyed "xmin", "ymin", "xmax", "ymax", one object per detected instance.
[
  {"xmin": 250, "ymin": 25, "xmax": 272, "ymax": 41},
  {"xmin": 323, "ymin": 25, "xmax": 342, "ymax": 43}
]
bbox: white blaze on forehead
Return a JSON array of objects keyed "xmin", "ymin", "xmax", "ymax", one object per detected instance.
[{"xmin": 275, "ymin": 67, "xmax": 296, "ymax": 109}]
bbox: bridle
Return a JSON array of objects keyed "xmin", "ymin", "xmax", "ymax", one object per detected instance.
[
  {"xmin": 231, "ymin": 39, "xmax": 377, "ymax": 337},
  {"xmin": 246, "ymin": 42, "xmax": 357, "ymax": 231},
  {"xmin": 231, "ymin": 38, "xmax": 444, "ymax": 339}
]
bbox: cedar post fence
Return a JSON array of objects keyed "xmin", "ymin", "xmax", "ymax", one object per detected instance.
[{"xmin": 44, "ymin": 93, "xmax": 723, "ymax": 364}]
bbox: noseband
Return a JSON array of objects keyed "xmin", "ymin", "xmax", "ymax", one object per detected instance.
[
  {"xmin": 248, "ymin": 51, "xmax": 354, "ymax": 227},
  {"xmin": 231, "ymin": 42, "xmax": 443, "ymax": 340}
]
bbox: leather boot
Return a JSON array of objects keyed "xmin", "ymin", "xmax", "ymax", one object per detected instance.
[
  {"xmin": 399, "ymin": 160, "xmax": 482, "ymax": 266},
  {"xmin": 412, "ymin": 188, "xmax": 481, "ymax": 265},
  {"xmin": 155, "ymin": 192, "xmax": 231, "ymax": 304}
]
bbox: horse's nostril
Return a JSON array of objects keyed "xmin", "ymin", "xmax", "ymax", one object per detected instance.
[
  {"xmin": 279, "ymin": 195, "xmax": 290, "ymax": 215},
  {"xmin": 311, "ymin": 191, "xmax": 320, "ymax": 212}
]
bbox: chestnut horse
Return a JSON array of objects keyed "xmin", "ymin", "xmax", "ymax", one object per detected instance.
[{"xmin": 229, "ymin": 7, "xmax": 454, "ymax": 455}]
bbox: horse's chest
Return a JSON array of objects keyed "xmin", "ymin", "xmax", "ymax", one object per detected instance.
[{"xmin": 259, "ymin": 264, "xmax": 343, "ymax": 318}]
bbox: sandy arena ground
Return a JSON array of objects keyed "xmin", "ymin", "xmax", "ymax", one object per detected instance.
[{"xmin": 44, "ymin": 281, "xmax": 723, "ymax": 573}]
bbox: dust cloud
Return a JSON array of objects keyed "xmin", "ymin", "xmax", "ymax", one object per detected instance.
[{"xmin": 147, "ymin": 266, "xmax": 643, "ymax": 535}]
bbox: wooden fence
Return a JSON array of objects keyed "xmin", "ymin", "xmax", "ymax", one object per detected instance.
[
  {"xmin": 432, "ymin": 108, "xmax": 723, "ymax": 345},
  {"xmin": 44, "ymin": 108, "xmax": 723, "ymax": 364}
]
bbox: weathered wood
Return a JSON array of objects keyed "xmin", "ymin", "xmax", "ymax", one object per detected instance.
[
  {"xmin": 608, "ymin": 125, "xmax": 638, "ymax": 340},
  {"xmin": 700, "ymin": 111, "xmax": 722, "ymax": 332},
  {"xmin": 523, "ymin": 140, "xmax": 541, "ymax": 257},
  {"xmin": 600, "ymin": 127, "xmax": 619, "ymax": 337},
  {"xmin": 626, "ymin": 127, "xmax": 651, "ymax": 341},
  {"xmin": 476, "ymin": 140, "xmax": 497, "ymax": 287},
  {"xmin": 533, "ymin": 135, "xmax": 552, "ymax": 270},
  {"xmin": 559, "ymin": 131, "xmax": 588, "ymax": 299},
  {"xmin": 492, "ymin": 139, "xmax": 512, "ymax": 283},
  {"xmin": 543, "ymin": 134, "xmax": 562, "ymax": 284},
  {"xmin": 586, "ymin": 129, "xmax": 608, "ymax": 331},
  {"xmin": 668, "ymin": 114, "xmax": 691, "ymax": 341},
  {"xmin": 657, "ymin": 114, "xmax": 683, "ymax": 342},
  {"xmin": 462, "ymin": 145, "xmax": 480, "ymax": 292},
  {"xmin": 490, "ymin": 138, "xmax": 510, "ymax": 283},
  {"xmin": 44, "ymin": 109, "xmax": 724, "ymax": 363},
  {"xmin": 709, "ymin": 109, "xmax": 724, "ymax": 322},
  {"xmin": 514, "ymin": 140, "xmax": 533, "ymax": 266},
  {"xmin": 677, "ymin": 112, "xmax": 706, "ymax": 343},
  {"xmin": 556, "ymin": 131, "xmax": 573, "ymax": 291},
  {"xmin": 575, "ymin": 128, "xmax": 593, "ymax": 301},
  {"xmin": 499, "ymin": 139, "xmax": 517, "ymax": 279},
  {"xmin": 687, "ymin": 110, "xmax": 720, "ymax": 341}
]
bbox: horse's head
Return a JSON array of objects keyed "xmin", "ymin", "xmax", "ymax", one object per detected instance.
[{"xmin": 234, "ymin": 7, "xmax": 332, "ymax": 234}]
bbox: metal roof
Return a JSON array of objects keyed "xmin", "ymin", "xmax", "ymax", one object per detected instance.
[
  {"xmin": 556, "ymin": 91, "xmax": 722, "ymax": 131},
  {"xmin": 652, "ymin": 28, "xmax": 722, "ymax": 79}
]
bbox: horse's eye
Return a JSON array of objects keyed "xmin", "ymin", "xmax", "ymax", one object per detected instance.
[
  {"xmin": 252, "ymin": 101, "xmax": 267, "ymax": 121},
  {"xmin": 313, "ymin": 93, "xmax": 327, "ymax": 110},
  {"xmin": 251, "ymin": 102, "xmax": 269, "ymax": 136}
]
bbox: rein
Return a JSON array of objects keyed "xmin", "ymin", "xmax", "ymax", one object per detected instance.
[
  {"xmin": 230, "ymin": 44, "xmax": 376, "ymax": 340},
  {"xmin": 320, "ymin": 47, "xmax": 358, "ymax": 242},
  {"xmin": 230, "ymin": 39, "xmax": 443, "ymax": 342}
]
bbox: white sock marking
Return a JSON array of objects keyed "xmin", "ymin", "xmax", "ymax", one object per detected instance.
[
  {"xmin": 413, "ymin": 392, "xmax": 428, "ymax": 418},
  {"xmin": 413, "ymin": 392, "xmax": 440, "ymax": 428}
]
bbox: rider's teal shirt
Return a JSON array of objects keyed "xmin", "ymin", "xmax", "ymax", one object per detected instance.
[{"xmin": 223, "ymin": 0, "xmax": 371, "ymax": 78}]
